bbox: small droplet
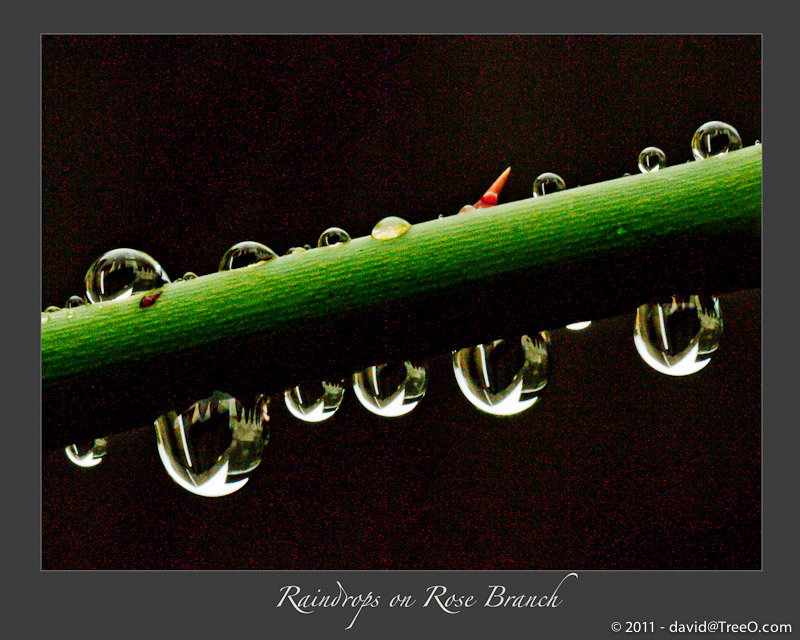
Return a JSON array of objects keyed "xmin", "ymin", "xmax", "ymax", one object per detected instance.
[
  {"xmin": 317, "ymin": 227, "xmax": 351, "ymax": 248},
  {"xmin": 65, "ymin": 295, "xmax": 86, "ymax": 308},
  {"xmin": 453, "ymin": 333, "xmax": 549, "ymax": 416},
  {"xmin": 637, "ymin": 146, "xmax": 667, "ymax": 173},
  {"xmin": 755, "ymin": 140, "xmax": 761, "ymax": 145},
  {"xmin": 85, "ymin": 248, "xmax": 170, "ymax": 303},
  {"xmin": 371, "ymin": 216, "xmax": 412, "ymax": 240},
  {"xmin": 140, "ymin": 290, "xmax": 162, "ymax": 308},
  {"xmin": 155, "ymin": 391, "xmax": 270, "ymax": 497},
  {"xmin": 182, "ymin": 272, "xmax": 198, "ymax": 280},
  {"xmin": 691, "ymin": 121, "xmax": 742, "ymax": 160},
  {"xmin": 457, "ymin": 204, "xmax": 476, "ymax": 214},
  {"xmin": 633, "ymin": 294, "xmax": 723, "ymax": 376},
  {"xmin": 44, "ymin": 305, "xmax": 61, "ymax": 313},
  {"xmin": 352, "ymin": 361, "xmax": 428, "ymax": 417},
  {"xmin": 284, "ymin": 380, "xmax": 345, "ymax": 422},
  {"xmin": 533, "ymin": 172, "xmax": 566, "ymax": 197},
  {"xmin": 65, "ymin": 438, "xmax": 107, "ymax": 468},
  {"xmin": 566, "ymin": 321, "xmax": 592, "ymax": 331},
  {"xmin": 218, "ymin": 241, "xmax": 278, "ymax": 271}
]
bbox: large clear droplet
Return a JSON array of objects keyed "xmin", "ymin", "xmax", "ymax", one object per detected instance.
[
  {"xmin": 453, "ymin": 333, "xmax": 549, "ymax": 416},
  {"xmin": 352, "ymin": 361, "xmax": 428, "ymax": 417},
  {"xmin": 533, "ymin": 172, "xmax": 566, "ymax": 197},
  {"xmin": 85, "ymin": 248, "xmax": 170, "ymax": 303},
  {"xmin": 218, "ymin": 241, "xmax": 278, "ymax": 271},
  {"xmin": 633, "ymin": 295, "xmax": 723, "ymax": 376},
  {"xmin": 691, "ymin": 121, "xmax": 742, "ymax": 160},
  {"xmin": 637, "ymin": 146, "xmax": 667, "ymax": 173},
  {"xmin": 371, "ymin": 217, "xmax": 412, "ymax": 240},
  {"xmin": 284, "ymin": 380, "xmax": 345, "ymax": 423},
  {"xmin": 65, "ymin": 438, "xmax": 107, "ymax": 468},
  {"xmin": 155, "ymin": 391, "xmax": 270, "ymax": 497},
  {"xmin": 317, "ymin": 227, "xmax": 351, "ymax": 247}
]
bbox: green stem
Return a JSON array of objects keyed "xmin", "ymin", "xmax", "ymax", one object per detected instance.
[{"xmin": 42, "ymin": 146, "xmax": 761, "ymax": 449}]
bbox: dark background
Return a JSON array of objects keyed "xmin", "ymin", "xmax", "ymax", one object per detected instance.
[{"xmin": 41, "ymin": 35, "xmax": 761, "ymax": 570}]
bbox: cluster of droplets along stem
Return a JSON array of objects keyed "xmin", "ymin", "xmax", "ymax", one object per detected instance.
[{"xmin": 52, "ymin": 121, "xmax": 744, "ymax": 497}]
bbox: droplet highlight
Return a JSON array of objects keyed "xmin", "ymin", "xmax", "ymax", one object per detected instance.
[
  {"xmin": 371, "ymin": 216, "xmax": 412, "ymax": 240},
  {"xmin": 284, "ymin": 380, "xmax": 345, "ymax": 423},
  {"xmin": 566, "ymin": 321, "xmax": 592, "ymax": 331},
  {"xmin": 352, "ymin": 361, "xmax": 428, "ymax": 417},
  {"xmin": 318, "ymin": 227, "xmax": 351, "ymax": 248},
  {"xmin": 85, "ymin": 248, "xmax": 170, "ymax": 303},
  {"xmin": 637, "ymin": 146, "xmax": 666, "ymax": 173},
  {"xmin": 453, "ymin": 333, "xmax": 549, "ymax": 416},
  {"xmin": 218, "ymin": 241, "xmax": 278, "ymax": 271},
  {"xmin": 155, "ymin": 391, "xmax": 270, "ymax": 497},
  {"xmin": 65, "ymin": 438, "xmax": 107, "ymax": 468},
  {"xmin": 633, "ymin": 295, "xmax": 723, "ymax": 376},
  {"xmin": 533, "ymin": 173, "xmax": 566, "ymax": 197},
  {"xmin": 691, "ymin": 121, "xmax": 742, "ymax": 160}
]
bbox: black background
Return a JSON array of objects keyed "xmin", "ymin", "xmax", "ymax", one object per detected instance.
[{"xmin": 41, "ymin": 35, "xmax": 761, "ymax": 570}]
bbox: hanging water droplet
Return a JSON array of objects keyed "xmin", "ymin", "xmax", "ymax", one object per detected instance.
[
  {"xmin": 637, "ymin": 146, "xmax": 667, "ymax": 173},
  {"xmin": 453, "ymin": 333, "xmax": 549, "ymax": 416},
  {"xmin": 533, "ymin": 172, "xmax": 566, "ymax": 197},
  {"xmin": 85, "ymin": 248, "xmax": 170, "ymax": 303},
  {"xmin": 65, "ymin": 438, "xmax": 108, "ymax": 468},
  {"xmin": 633, "ymin": 294, "xmax": 723, "ymax": 376},
  {"xmin": 691, "ymin": 121, "xmax": 743, "ymax": 160},
  {"xmin": 318, "ymin": 227, "xmax": 351, "ymax": 247},
  {"xmin": 566, "ymin": 321, "xmax": 592, "ymax": 331},
  {"xmin": 284, "ymin": 380, "xmax": 345, "ymax": 422},
  {"xmin": 155, "ymin": 391, "xmax": 270, "ymax": 497},
  {"xmin": 65, "ymin": 295, "xmax": 86, "ymax": 308},
  {"xmin": 218, "ymin": 241, "xmax": 278, "ymax": 271},
  {"xmin": 352, "ymin": 361, "xmax": 428, "ymax": 417},
  {"xmin": 371, "ymin": 216, "xmax": 412, "ymax": 240}
]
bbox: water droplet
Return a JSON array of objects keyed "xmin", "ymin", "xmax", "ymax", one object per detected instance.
[
  {"xmin": 155, "ymin": 391, "xmax": 270, "ymax": 497},
  {"xmin": 44, "ymin": 305, "xmax": 61, "ymax": 313},
  {"xmin": 633, "ymin": 295, "xmax": 723, "ymax": 376},
  {"xmin": 371, "ymin": 216, "xmax": 412, "ymax": 240},
  {"xmin": 452, "ymin": 333, "xmax": 549, "ymax": 416},
  {"xmin": 85, "ymin": 248, "xmax": 170, "ymax": 303},
  {"xmin": 566, "ymin": 321, "xmax": 592, "ymax": 331},
  {"xmin": 691, "ymin": 121, "xmax": 742, "ymax": 160},
  {"xmin": 352, "ymin": 361, "xmax": 428, "ymax": 417},
  {"xmin": 218, "ymin": 241, "xmax": 278, "ymax": 271},
  {"xmin": 533, "ymin": 172, "xmax": 566, "ymax": 197},
  {"xmin": 317, "ymin": 227, "xmax": 351, "ymax": 247},
  {"xmin": 65, "ymin": 438, "xmax": 107, "ymax": 468},
  {"xmin": 637, "ymin": 146, "xmax": 667, "ymax": 173},
  {"xmin": 65, "ymin": 295, "xmax": 86, "ymax": 308},
  {"xmin": 755, "ymin": 139, "xmax": 761, "ymax": 145},
  {"xmin": 458, "ymin": 204, "xmax": 476, "ymax": 214},
  {"xmin": 284, "ymin": 380, "xmax": 345, "ymax": 422},
  {"xmin": 182, "ymin": 272, "xmax": 198, "ymax": 280}
]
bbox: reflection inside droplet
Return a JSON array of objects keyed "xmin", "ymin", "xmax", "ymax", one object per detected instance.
[
  {"xmin": 453, "ymin": 333, "xmax": 549, "ymax": 416},
  {"xmin": 352, "ymin": 361, "xmax": 428, "ymax": 417},
  {"xmin": 317, "ymin": 227, "xmax": 351, "ymax": 247},
  {"xmin": 65, "ymin": 438, "xmax": 107, "ymax": 468},
  {"xmin": 65, "ymin": 295, "xmax": 86, "ymax": 308},
  {"xmin": 566, "ymin": 321, "xmax": 592, "ymax": 331},
  {"xmin": 155, "ymin": 391, "xmax": 270, "ymax": 497},
  {"xmin": 691, "ymin": 121, "xmax": 742, "ymax": 160},
  {"xmin": 284, "ymin": 380, "xmax": 345, "ymax": 422},
  {"xmin": 218, "ymin": 241, "xmax": 278, "ymax": 271},
  {"xmin": 371, "ymin": 216, "xmax": 412, "ymax": 240},
  {"xmin": 633, "ymin": 295, "xmax": 723, "ymax": 376},
  {"xmin": 85, "ymin": 248, "xmax": 170, "ymax": 303}
]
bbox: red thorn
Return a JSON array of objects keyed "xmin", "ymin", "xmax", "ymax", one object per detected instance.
[
  {"xmin": 140, "ymin": 290, "xmax": 163, "ymax": 308},
  {"xmin": 474, "ymin": 166, "xmax": 511, "ymax": 209}
]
